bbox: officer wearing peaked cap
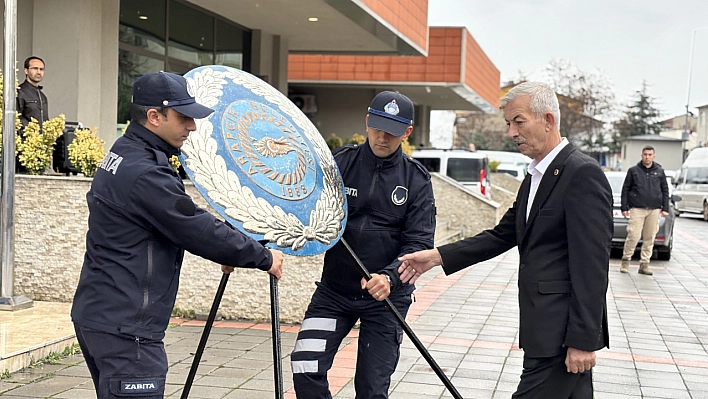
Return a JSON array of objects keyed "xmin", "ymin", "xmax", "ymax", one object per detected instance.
[
  {"xmin": 291, "ymin": 91, "xmax": 436, "ymax": 399},
  {"xmin": 71, "ymin": 71, "xmax": 284, "ymax": 399}
]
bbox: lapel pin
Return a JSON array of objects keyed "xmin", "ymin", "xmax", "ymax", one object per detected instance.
[{"xmin": 553, "ymin": 169, "xmax": 559, "ymax": 176}]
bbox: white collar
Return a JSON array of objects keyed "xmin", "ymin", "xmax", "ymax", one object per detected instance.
[{"xmin": 527, "ymin": 138, "xmax": 569, "ymax": 176}]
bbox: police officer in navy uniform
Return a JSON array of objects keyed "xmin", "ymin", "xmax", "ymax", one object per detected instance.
[
  {"xmin": 291, "ymin": 91, "xmax": 436, "ymax": 399},
  {"xmin": 71, "ymin": 72, "xmax": 284, "ymax": 399}
]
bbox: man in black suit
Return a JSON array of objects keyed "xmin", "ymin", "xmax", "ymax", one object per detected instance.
[{"xmin": 398, "ymin": 82, "xmax": 612, "ymax": 398}]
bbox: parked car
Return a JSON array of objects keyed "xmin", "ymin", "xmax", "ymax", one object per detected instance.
[
  {"xmin": 412, "ymin": 149, "xmax": 491, "ymax": 197},
  {"xmin": 604, "ymin": 171, "xmax": 678, "ymax": 260},
  {"xmin": 673, "ymin": 147, "xmax": 708, "ymax": 221}
]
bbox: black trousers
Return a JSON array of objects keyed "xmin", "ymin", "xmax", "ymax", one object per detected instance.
[
  {"xmin": 74, "ymin": 323, "xmax": 167, "ymax": 398},
  {"xmin": 512, "ymin": 351, "xmax": 593, "ymax": 399},
  {"xmin": 291, "ymin": 283, "xmax": 412, "ymax": 399}
]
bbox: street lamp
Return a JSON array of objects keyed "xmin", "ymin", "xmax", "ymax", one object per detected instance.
[{"xmin": 684, "ymin": 27, "xmax": 708, "ymax": 139}]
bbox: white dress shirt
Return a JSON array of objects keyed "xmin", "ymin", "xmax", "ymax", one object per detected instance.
[{"xmin": 526, "ymin": 138, "xmax": 569, "ymax": 221}]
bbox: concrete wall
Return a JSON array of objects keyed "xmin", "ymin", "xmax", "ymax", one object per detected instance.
[
  {"xmin": 292, "ymin": 86, "xmax": 376, "ymax": 141},
  {"xmin": 12, "ymin": 175, "xmax": 319, "ymax": 324},
  {"xmin": 430, "ymin": 173, "xmax": 501, "ymax": 238},
  {"xmin": 10, "ymin": 172, "xmax": 512, "ymax": 323},
  {"xmin": 621, "ymin": 141, "xmax": 685, "ymax": 172},
  {"xmin": 489, "ymin": 172, "xmax": 522, "ymax": 216},
  {"xmin": 290, "ymin": 86, "xmax": 431, "ymax": 144}
]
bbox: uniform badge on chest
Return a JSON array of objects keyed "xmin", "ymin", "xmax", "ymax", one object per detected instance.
[{"xmin": 391, "ymin": 186, "xmax": 408, "ymax": 206}]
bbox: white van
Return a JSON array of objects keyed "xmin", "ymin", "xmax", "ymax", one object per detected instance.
[
  {"xmin": 412, "ymin": 149, "xmax": 491, "ymax": 197},
  {"xmin": 673, "ymin": 147, "xmax": 708, "ymax": 220}
]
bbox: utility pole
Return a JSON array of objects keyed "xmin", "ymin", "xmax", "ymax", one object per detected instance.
[
  {"xmin": 684, "ymin": 27, "xmax": 708, "ymax": 141},
  {"xmin": 1, "ymin": 0, "xmax": 33, "ymax": 311}
]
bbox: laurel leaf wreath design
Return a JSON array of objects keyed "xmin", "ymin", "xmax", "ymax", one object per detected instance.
[{"xmin": 182, "ymin": 67, "xmax": 346, "ymax": 252}]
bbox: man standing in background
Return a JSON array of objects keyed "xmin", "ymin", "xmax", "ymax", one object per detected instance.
[
  {"xmin": 620, "ymin": 145, "xmax": 669, "ymax": 275},
  {"xmin": 16, "ymin": 56, "xmax": 49, "ymax": 173},
  {"xmin": 17, "ymin": 56, "xmax": 48, "ymax": 128}
]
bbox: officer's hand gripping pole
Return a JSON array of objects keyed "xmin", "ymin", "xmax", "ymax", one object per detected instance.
[
  {"xmin": 182, "ymin": 239, "xmax": 283, "ymax": 399},
  {"xmin": 340, "ymin": 238, "xmax": 463, "ymax": 399}
]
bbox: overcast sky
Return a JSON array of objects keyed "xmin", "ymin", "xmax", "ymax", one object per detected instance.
[{"xmin": 428, "ymin": 0, "xmax": 708, "ymax": 120}]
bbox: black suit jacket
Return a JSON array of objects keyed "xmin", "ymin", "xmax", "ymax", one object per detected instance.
[{"xmin": 439, "ymin": 144, "xmax": 612, "ymax": 357}]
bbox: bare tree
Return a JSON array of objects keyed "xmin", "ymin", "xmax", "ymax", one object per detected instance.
[
  {"xmin": 453, "ymin": 60, "xmax": 617, "ymax": 157},
  {"xmin": 542, "ymin": 59, "xmax": 617, "ymax": 151},
  {"xmin": 453, "ymin": 111, "xmax": 518, "ymax": 152}
]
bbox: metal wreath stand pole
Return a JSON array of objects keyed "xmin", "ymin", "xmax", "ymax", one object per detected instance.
[
  {"xmin": 340, "ymin": 239, "xmax": 463, "ymax": 399},
  {"xmin": 182, "ymin": 240, "xmax": 284, "ymax": 399}
]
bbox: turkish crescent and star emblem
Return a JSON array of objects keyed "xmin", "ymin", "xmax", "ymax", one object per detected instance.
[
  {"xmin": 391, "ymin": 186, "xmax": 408, "ymax": 206},
  {"xmin": 180, "ymin": 66, "xmax": 347, "ymax": 256}
]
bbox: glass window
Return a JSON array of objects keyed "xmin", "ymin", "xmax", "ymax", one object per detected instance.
[
  {"xmin": 215, "ymin": 19, "xmax": 248, "ymax": 69},
  {"xmin": 117, "ymin": 0, "xmax": 250, "ymax": 123},
  {"xmin": 416, "ymin": 158, "xmax": 441, "ymax": 173},
  {"xmin": 686, "ymin": 167, "xmax": 708, "ymax": 184},
  {"xmin": 119, "ymin": 0, "xmax": 166, "ymax": 55},
  {"xmin": 117, "ymin": 50, "xmax": 165, "ymax": 124},
  {"xmin": 446, "ymin": 158, "xmax": 483, "ymax": 182},
  {"xmin": 168, "ymin": 0, "xmax": 214, "ymax": 67}
]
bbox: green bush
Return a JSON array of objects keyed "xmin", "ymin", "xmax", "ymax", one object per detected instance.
[{"xmin": 326, "ymin": 134, "xmax": 343, "ymax": 151}]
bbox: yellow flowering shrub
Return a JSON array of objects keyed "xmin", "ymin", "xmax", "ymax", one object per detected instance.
[
  {"xmin": 68, "ymin": 127, "xmax": 105, "ymax": 177},
  {"xmin": 326, "ymin": 134, "xmax": 343, "ymax": 151},
  {"xmin": 18, "ymin": 114, "xmax": 65, "ymax": 175},
  {"xmin": 349, "ymin": 133, "xmax": 366, "ymax": 145},
  {"xmin": 401, "ymin": 139, "xmax": 415, "ymax": 156}
]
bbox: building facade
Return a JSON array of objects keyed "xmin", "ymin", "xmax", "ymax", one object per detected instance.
[
  {"xmin": 697, "ymin": 104, "xmax": 708, "ymax": 147},
  {"xmin": 2, "ymin": 0, "xmax": 432, "ymax": 147},
  {"xmin": 621, "ymin": 135, "xmax": 686, "ymax": 172}
]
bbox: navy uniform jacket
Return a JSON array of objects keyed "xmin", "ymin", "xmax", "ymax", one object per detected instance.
[
  {"xmin": 438, "ymin": 144, "xmax": 612, "ymax": 357},
  {"xmin": 71, "ymin": 122, "xmax": 272, "ymax": 340},
  {"xmin": 321, "ymin": 140, "xmax": 436, "ymax": 297}
]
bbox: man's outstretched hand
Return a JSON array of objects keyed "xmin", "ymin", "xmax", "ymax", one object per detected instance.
[{"xmin": 398, "ymin": 249, "xmax": 442, "ymax": 284}]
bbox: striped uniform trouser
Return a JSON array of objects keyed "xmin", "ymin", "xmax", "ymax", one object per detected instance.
[{"xmin": 291, "ymin": 283, "xmax": 412, "ymax": 399}]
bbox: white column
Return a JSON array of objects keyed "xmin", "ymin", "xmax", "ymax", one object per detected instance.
[
  {"xmin": 251, "ymin": 30, "xmax": 289, "ymax": 95},
  {"xmin": 32, "ymin": 0, "xmax": 119, "ymax": 147}
]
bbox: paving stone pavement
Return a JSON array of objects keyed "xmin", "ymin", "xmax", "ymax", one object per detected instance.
[{"xmin": 1, "ymin": 215, "xmax": 707, "ymax": 398}]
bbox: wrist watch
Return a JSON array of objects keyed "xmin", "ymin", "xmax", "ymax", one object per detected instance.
[{"xmin": 384, "ymin": 274, "xmax": 393, "ymax": 287}]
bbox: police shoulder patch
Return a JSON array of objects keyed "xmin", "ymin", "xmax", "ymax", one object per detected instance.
[
  {"xmin": 332, "ymin": 143, "xmax": 359, "ymax": 157},
  {"xmin": 149, "ymin": 149, "xmax": 171, "ymax": 168},
  {"xmin": 406, "ymin": 156, "xmax": 431, "ymax": 180}
]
